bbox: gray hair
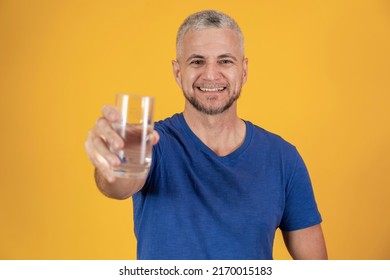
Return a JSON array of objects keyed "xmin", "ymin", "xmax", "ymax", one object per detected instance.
[{"xmin": 176, "ymin": 10, "xmax": 244, "ymax": 60}]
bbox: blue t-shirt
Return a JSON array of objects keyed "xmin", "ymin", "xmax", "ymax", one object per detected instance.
[{"xmin": 132, "ymin": 113, "xmax": 322, "ymax": 259}]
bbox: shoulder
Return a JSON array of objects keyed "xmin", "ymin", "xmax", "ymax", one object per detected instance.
[
  {"xmin": 152, "ymin": 113, "xmax": 187, "ymax": 152},
  {"xmin": 247, "ymin": 121, "xmax": 297, "ymax": 154},
  {"xmin": 154, "ymin": 113, "xmax": 182, "ymax": 133}
]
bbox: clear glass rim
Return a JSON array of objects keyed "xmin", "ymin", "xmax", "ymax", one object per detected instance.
[{"xmin": 116, "ymin": 93, "xmax": 154, "ymax": 100}]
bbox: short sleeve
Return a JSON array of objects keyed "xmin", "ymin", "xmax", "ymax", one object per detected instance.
[{"xmin": 279, "ymin": 149, "xmax": 322, "ymax": 231}]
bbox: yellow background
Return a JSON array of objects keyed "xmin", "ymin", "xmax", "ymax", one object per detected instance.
[{"xmin": 1, "ymin": 0, "xmax": 389, "ymax": 260}]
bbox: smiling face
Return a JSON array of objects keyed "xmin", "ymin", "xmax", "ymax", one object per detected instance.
[{"xmin": 173, "ymin": 28, "xmax": 248, "ymax": 115}]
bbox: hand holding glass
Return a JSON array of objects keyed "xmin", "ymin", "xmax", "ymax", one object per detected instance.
[{"xmin": 111, "ymin": 94, "xmax": 154, "ymax": 178}]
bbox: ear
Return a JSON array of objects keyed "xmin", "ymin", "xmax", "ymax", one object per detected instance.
[
  {"xmin": 241, "ymin": 57, "xmax": 248, "ymax": 85},
  {"xmin": 172, "ymin": 60, "xmax": 182, "ymax": 89}
]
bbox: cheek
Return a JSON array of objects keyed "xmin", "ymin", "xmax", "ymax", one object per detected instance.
[
  {"xmin": 182, "ymin": 71, "xmax": 198, "ymax": 87},
  {"xmin": 225, "ymin": 70, "xmax": 242, "ymax": 85}
]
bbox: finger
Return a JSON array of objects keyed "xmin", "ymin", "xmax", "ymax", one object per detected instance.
[
  {"xmin": 85, "ymin": 129, "xmax": 119, "ymax": 168},
  {"xmin": 86, "ymin": 135, "xmax": 118, "ymax": 183},
  {"xmin": 95, "ymin": 154, "xmax": 116, "ymax": 183},
  {"xmin": 92, "ymin": 135, "xmax": 121, "ymax": 168},
  {"xmin": 95, "ymin": 117, "xmax": 124, "ymax": 151},
  {"xmin": 101, "ymin": 105, "xmax": 120, "ymax": 123}
]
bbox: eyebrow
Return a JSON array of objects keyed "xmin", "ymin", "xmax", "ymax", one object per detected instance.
[
  {"xmin": 186, "ymin": 54, "xmax": 205, "ymax": 63},
  {"xmin": 218, "ymin": 53, "xmax": 238, "ymax": 61},
  {"xmin": 186, "ymin": 53, "xmax": 238, "ymax": 63}
]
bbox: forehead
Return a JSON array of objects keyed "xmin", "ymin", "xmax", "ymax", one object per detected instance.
[{"xmin": 181, "ymin": 28, "xmax": 242, "ymax": 58}]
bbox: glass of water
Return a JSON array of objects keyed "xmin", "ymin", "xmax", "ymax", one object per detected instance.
[{"xmin": 111, "ymin": 93, "xmax": 154, "ymax": 178}]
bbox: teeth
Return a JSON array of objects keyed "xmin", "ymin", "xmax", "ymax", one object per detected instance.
[{"xmin": 199, "ymin": 87, "xmax": 225, "ymax": 92}]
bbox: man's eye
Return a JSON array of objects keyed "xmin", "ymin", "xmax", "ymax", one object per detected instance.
[
  {"xmin": 190, "ymin": 60, "xmax": 204, "ymax": 65},
  {"xmin": 219, "ymin": 59, "xmax": 233, "ymax": 64}
]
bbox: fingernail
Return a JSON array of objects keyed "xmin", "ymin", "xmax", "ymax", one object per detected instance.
[
  {"xmin": 113, "ymin": 141, "xmax": 120, "ymax": 149},
  {"xmin": 110, "ymin": 156, "xmax": 118, "ymax": 166}
]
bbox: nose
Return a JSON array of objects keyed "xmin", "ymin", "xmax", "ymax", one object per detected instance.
[{"xmin": 202, "ymin": 62, "xmax": 221, "ymax": 81}]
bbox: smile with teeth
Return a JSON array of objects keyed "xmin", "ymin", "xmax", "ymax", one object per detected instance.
[{"xmin": 198, "ymin": 87, "xmax": 226, "ymax": 92}]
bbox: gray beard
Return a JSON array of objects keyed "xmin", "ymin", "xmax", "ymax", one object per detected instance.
[{"xmin": 183, "ymin": 91, "xmax": 241, "ymax": 115}]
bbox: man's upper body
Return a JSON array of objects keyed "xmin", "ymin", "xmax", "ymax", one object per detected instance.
[
  {"xmin": 84, "ymin": 10, "xmax": 327, "ymax": 259},
  {"xmin": 134, "ymin": 113, "xmax": 323, "ymax": 259}
]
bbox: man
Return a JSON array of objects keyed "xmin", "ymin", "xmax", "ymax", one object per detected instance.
[{"xmin": 85, "ymin": 10, "xmax": 327, "ymax": 260}]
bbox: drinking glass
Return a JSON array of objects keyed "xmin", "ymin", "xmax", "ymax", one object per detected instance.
[{"xmin": 111, "ymin": 93, "xmax": 154, "ymax": 178}]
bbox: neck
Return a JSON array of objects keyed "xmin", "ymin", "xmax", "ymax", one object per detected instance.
[{"xmin": 183, "ymin": 105, "xmax": 246, "ymax": 156}]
